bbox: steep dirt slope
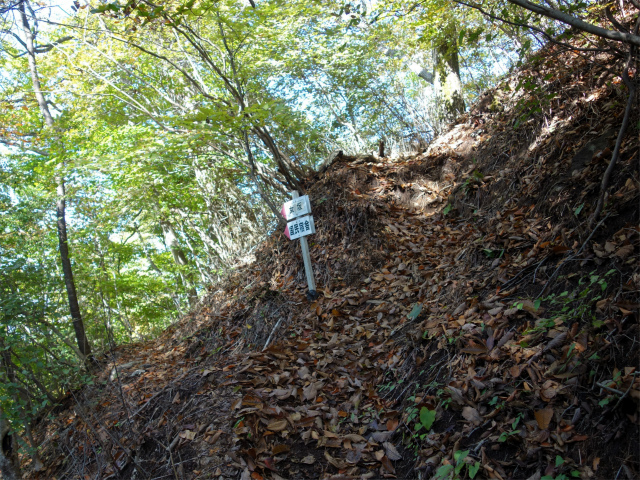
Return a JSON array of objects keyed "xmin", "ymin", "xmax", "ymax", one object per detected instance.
[{"xmin": 29, "ymin": 33, "xmax": 638, "ymax": 480}]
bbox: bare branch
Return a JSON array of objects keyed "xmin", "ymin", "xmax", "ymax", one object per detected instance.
[{"xmin": 507, "ymin": 0, "xmax": 640, "ymax": 47}]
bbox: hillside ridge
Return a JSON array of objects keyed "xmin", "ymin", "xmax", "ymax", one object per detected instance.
[{"xmin": 27, "ymin": 33, "xmax": 639, "ymax": 480}]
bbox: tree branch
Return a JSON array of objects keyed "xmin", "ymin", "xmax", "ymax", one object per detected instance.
[
  {"xmin": 507, "ymin": 0, "xmax": 640, "ymax": 47},
  {"xmin": 454, "ymin": 1, "xmax": 613, "ymax": 53},
  {"xmin": 589, "ymin": 18, "xmax": 639, "ymax": 228}
]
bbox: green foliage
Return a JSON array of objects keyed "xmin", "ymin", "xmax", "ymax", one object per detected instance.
[
  {"xmin": 434, "ymin": 450, "xmax": 481, "ymax": 480},
  {"xmin": 498, "ymin": 413, "xmax": 522, "ymax": 442},
  {"xmin": 524, "ymin": 269, "xmax": 616, "ymax": 334},
  {"xmin": 419, "ymin": 406, "xmax": 436, "ymax": 431},
  {"xmin": 407, "ymin": 303, "xmax": 423, "ymax": 320}
]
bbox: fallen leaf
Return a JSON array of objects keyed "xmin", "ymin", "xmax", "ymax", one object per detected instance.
[
  {"xmin": 540, "ymin": 380, "xmax": 559, "ymax": 401},
  {"xmin": 371, "ymin": 431, "xmax": 393, "ymax": 442},
  {"xmin": 272, "ymin": 444, "xmax": 290, "ymax": 455},
  {"xmin": 324, "ymin": 450, "xmax": 347, "ymax": 469},
  {"xmin": 179, "ymin": 429, "xmax": 196, "ymax": 440},
  {"xmin": 510, "ymin": 364, "xmax": 524, "ymax": 378},
  {"xmin": 534, "ymin": 408, "xmax": 554, "ymax": 430},
  {"xmin": 346, "ymin": 448, "xmax": 362, "ymax": 464},
  {"xmin": 383, "ymin": 442, "xmax": 402, "ymax": 460},
  {"xmin": 343, "ymin": 433, "xmax": 366, "ymax": 443},
  {"xmin": 380, "ymin": 455, "xmax": 396, "ymax": 473},
  {"xmin": 300, "ymin": 454, "xmax": 315, "ymax": 464},
  {"xmin": 266, "ymin": 419, "xmax": 288, "ymax": 432},
  {"xmin": 386, "ymin": 418, "xmax": 399, "ymax": 432},
  {"xmin": 407, "ymin": 303, "xmax": 422, "ymax": 320},
  {"xmin": 462, "ymin": 406, "xmax": 483, "ymax": 426},
  {"xmin": 303, "ymin": 383, "xmax": 318, "ymax": 400},
  {"xmin": 615, "ymin": 245, "xmax": 634, "ymax": 259}
]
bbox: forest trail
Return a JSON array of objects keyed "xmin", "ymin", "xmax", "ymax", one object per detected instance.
[{"xmin": 29, "ymin": 33, "xmax": 639, "ymax": 480}]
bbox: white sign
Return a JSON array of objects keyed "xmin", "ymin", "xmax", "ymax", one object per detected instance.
[
  {"xmin": 284, "ymin": 215, "xmax": 315, "ymax": 240},
  {"xmin": 281, "ymin": 195, "xmax": 311, "ymax": 220}
]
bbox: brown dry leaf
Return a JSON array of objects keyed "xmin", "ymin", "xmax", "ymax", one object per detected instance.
[
  {"xmin": 540, "ymin": 380, "xmax": 559, "ymax": 401},
  {"xmin": 324, "ymin": 450, "xmax": 348, "ymax": 469},
  {"xmin": 205, "ymin": 429, "xmax": 223, "ymax": 444},
  {"xmin": 380, "ymin": 455, "xmax": 396, "ymax": 473},
  {"xmin": 343, "ymin": 433, "xmax": 366, "ymax": 443},
  {"xmin": 510, "ymin": 364, "xmax": 524, "ymax": 378},
  {"xmin": 303, "ymin": 383, "xmax": 318, "ymax": 400},
  {"xmin": 271, "ymin": 388, "xmax": 292, "ymax": 400},
  {"xmin": 383, "ymin": 442, "xmax": 402, "ymax": 461},
  {"xmin": 251, "ymin": 472, "xmax": 264, "ymax": 480},
  {"xmin": 374, "ymin": 449, "xmax": 385, "ymax": 461},
  {"xmin": 545, "ymin": 332, "xmax": 567, "ymax": 351},
  {"xmin": 266, "ymin": 419, "xmax": 288, "ymax": 432},
  {"xmin": 534, "ymin": 408, "xmax": 554, "ymax": 430},
  {"xmin": 272, "ymin": 444, "xmax": 290, "ymax": 455},
  {"xmin": 520, "ymin": 299, "xmax": 543, "ymax": 316},
  {"xmin": 179, "ymin": 430, "xmax": 196, "ymax": 440},
  {"xmin": 386, "ymin": 418, "xmax": 399, "ymax": 431},
  {"xmin": 462, "ymin": 406, "xmax": 483, "ymax": 426},
  {"xmin": 460, "ymin": 343, "xmax": 488, "ymax": 355},
  {"xmin": 371, "ymin": 431, "xmax": 393, "ymax": 442},
  {"xmin": 615, "ymin": 245, "xmax": 634, "ymax": 259},
  {"xmin": 300, "ymin": 454, "xmax": 315, "ymax": 464},
  {"xmin": 446, "ymin": 386, "xmax": 466, "ymax": 405},
  {"xmin": 346, "ymin": 448, "xmax": 362, "ymax": 464}
]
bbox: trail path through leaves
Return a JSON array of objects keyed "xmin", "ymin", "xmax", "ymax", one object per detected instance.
[{"xmin": 31, "ymin": 33, "xmax": 639, "ymax": 480}]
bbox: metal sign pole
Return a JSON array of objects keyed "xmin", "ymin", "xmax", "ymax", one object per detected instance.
[{"xmin": 291, "ymin": 191, "xmax": 317, "ymax": 300}]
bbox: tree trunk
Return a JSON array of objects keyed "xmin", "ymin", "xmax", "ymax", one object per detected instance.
[
  {"xmin": 0, "ymin": 407, "xmax": 22, "ymax": 480},
  {"xmin": 0, "ymin": 340, "xmax": 24, "ymax": 479},
  {"xmin": 18, "ymin": 0, "xmax": 92, "ymax": 357},
  {"xmin": 432, "ymin": 24, "xmax": 465, "ymax": 128},
  {"xmin": 160, "ymin": 219, "xmax": 198, "ymax": 307},
  {"xmin": 56, "ymin": 179, "xmax": 92, "ymax": 356}
]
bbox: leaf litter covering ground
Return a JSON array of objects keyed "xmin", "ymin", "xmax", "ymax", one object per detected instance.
[{"xmin": 30, "ymin": 36, "xmax": 639, "ymax": 480}]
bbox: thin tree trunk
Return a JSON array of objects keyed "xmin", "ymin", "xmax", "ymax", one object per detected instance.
[
  {"xmin": 242, "ymin": 131, "xmax": 287, "ymax": 222},
  {"xmin": 18, "ymin": 0, "xmax": 91, "ymax": 357},
  {"xmin": 56, "ymin": 179, "xmax": 92, "ymax": 356},
  {"xmin": 160, "ymin": 219, "xmax": 198, "ymax": 307},
  {"xmin": 432, "ymin": 24, "xmax": 465, "ymax": 128},
  {"xmin": 0, "ymin": 340, "xmax": 40, "ymax": 476},
  {"xmin": 0, "ymin": 406, "xmax": 22, "ymax": 480}
]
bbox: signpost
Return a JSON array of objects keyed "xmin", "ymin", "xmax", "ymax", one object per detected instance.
[
  {"xmin": 281, "ymin": 195, "xmax": 311, "ymax": 221},
  {"xmin": 282, "ymin": 191, "xmax": 317, "ymax": 300}
]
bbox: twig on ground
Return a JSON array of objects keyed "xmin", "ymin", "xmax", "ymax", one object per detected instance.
[
  {"xmin": 596, "ymin": 382, "xmax": 625, "ymax": 396},
  {"xmin": 613, "ymin": 377, "xmax": 636, "ymax": 410},
  {"xmin": 537, "ymin": 214, "xmax": 609, "ymax": 297},
  {"xmin": 263, "ymin": 316, "xmax": 284, "ymax": 351}
]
